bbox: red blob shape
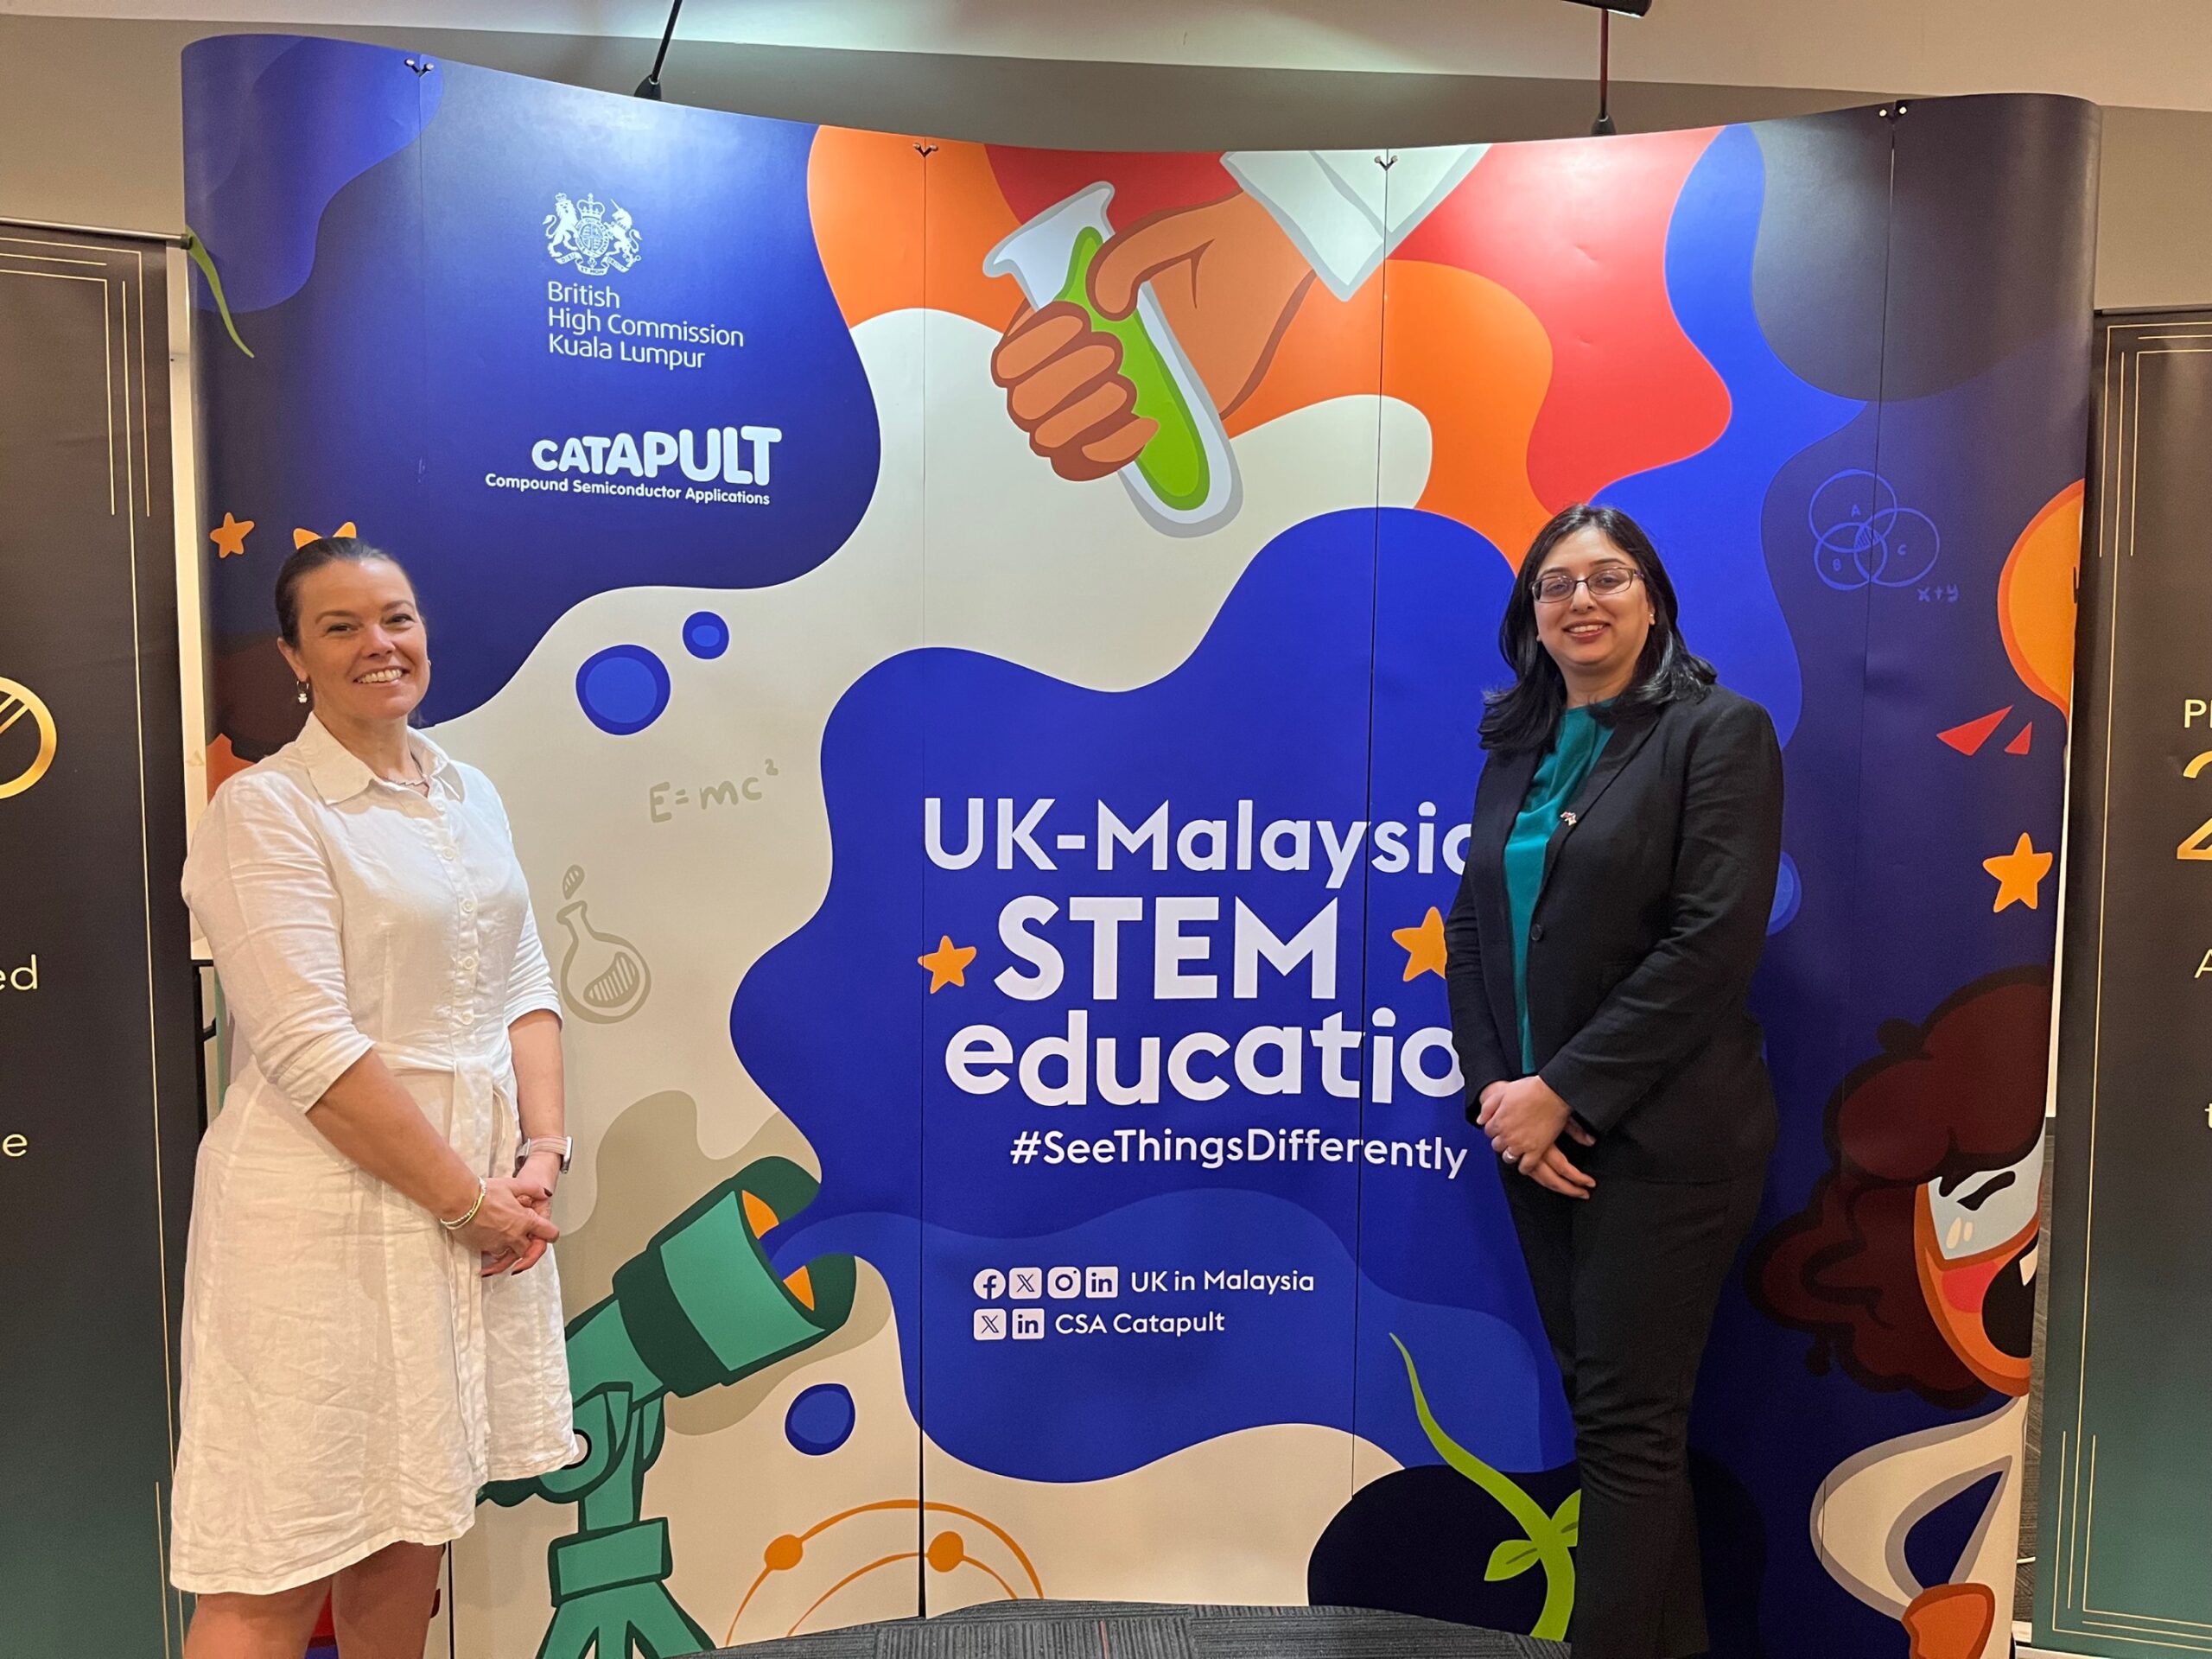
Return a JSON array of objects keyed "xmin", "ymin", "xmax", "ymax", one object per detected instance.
[
  {"xmin": 2005, "ymin": 722, "xmax": 2033, "ymax": 756},
  {"xmin": 1939, "ymin": 707, "xmax": 2012, "ymax": 756},
  {"xmin": 1393, "ymin": 130, "xmax": 1731, "ymax": 509},
  {"xmin": 987, "ymin": 148, "xmax": 1240, "ymax": 236}
]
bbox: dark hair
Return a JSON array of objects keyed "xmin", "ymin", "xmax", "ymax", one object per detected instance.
[
  {"xmin": 1478, "ymin": 503, "xmax": 1715, "ymax": 753},
  {"xmin": 274, "ymin": 537, "xmax": 414, "ymax": 646}
]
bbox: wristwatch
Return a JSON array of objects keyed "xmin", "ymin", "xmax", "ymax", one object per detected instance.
[{"xmin": 518, "ymin": 1135, "xmax": 573, "ymax": 1174}]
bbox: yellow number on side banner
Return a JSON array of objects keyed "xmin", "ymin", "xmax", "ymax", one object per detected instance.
[{"xmin": 2180, "ymin": 752, "xmax": 2212, "ymax": 861}]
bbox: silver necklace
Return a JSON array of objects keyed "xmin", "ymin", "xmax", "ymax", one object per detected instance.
[{"xmin": 382, "ymin": 753, "xmax": 431, "ymax": 795}]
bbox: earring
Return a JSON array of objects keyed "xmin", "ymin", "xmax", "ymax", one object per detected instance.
[{"xmin": 296, "ymin": 682, "xmax": 309, "ymax": 704}]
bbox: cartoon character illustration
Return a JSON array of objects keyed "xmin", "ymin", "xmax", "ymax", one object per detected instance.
[
  {"xmin": 487, "ymin": 1158, "xmax": 856, "ymax": 1659},
  {"xmin": 1752, "ymin": 968, "xmax": 2050, "ymax": 1659}
]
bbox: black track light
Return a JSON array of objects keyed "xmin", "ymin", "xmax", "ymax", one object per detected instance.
[
  {"xmin": 634, "ymin": 0, "xmax": 684, "ymax": 100},
  {"xmin": 1558, "ymin": 0, "xmax": 1652, "ymax": 135}
]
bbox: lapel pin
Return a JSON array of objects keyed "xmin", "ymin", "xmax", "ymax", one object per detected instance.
[{"xmin": 1560, "ymin": 810, "xmax": 1579, "ymax": 826}]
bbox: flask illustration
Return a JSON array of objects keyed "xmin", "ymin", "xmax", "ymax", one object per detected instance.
[
  {"xmin": 555, "ymin": 866, "xmax": 652, "ymax": 1024},
  {"xmin": 984, "ymin": 182, "xmax": 1241, "ymax": 536}
]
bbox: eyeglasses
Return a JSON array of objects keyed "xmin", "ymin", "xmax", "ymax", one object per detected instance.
[{"xmin": 1532, "ymin": 565, "xmax": 1642, "ymax": 606}]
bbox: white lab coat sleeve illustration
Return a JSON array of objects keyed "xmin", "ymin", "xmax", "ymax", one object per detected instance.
[{"xmin": 1220, "ymin": 145, "xmax": 1489, "ymax": 302}]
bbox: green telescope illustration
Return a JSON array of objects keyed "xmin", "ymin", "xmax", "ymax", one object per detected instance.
[
  {"xmin": 487, "ymin": 1156, "xmax": 856, "ymax": 1659},
  {"xmin": 985, "ymin": 182, "xmax": 1242, "ymax": 536}
]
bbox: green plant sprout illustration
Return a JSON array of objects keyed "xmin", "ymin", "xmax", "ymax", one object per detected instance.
[
  {"xmin": 983, "ymin": 181, "xmax": 1239, "ymax": 534},
  {"xmin": 486, "ymin": 1157, "xmax": 857, "ymax": 1659},
  {"xmin": 1391, "ymin": 1334, "xmax": 1580, "ymax": 1640},
  {"xmin": 180, "ymin": 229, "xmax": 253, "ymax": 358}
]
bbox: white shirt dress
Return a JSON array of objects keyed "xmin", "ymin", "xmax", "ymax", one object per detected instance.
[{"xmin": 171, "ymin": 715, "xmax": 577, "ymax": 1596}]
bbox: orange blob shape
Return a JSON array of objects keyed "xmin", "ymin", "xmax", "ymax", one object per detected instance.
[
  {"xmin": 1394, "ymin": 130, "xmax": 1730, "ymax": 512},
  {"xmin": 807, "ymin": 126, "xmax": 924, "ymax": 330},
  {"xmin": 808, "ymin": 129, "xmax": 1023, "ymax": 335},
  {"xmin": 1379, "ymin": 260, "xmax": 1554, "ymax": 563},
  {"xmin": 925, "ymin": 1530, "xmax": 966, "ymax": 1573},
  {"xmin": 1225, "ymin": 258, "xmax": 1553, "ymax": 562},
  {"xmin": 1999, "ymin": 479, "xmax": 2082, "ymax": 717},
  {"xmin": 764, "ymin": 1534, "xmax": 804, "ymax": 1573}
]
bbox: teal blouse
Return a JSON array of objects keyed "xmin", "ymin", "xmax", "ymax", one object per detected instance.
[{"xmin": 1504, "ymin": 706, "xmax": 1611, "ymax": 1071}]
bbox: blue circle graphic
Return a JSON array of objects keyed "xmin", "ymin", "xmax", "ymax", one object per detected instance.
[
  {"xmin": 683, "ymin": 611, "xmax": 730, "ymax": 659},
  {"xmin": 1767, "ymin": 851, "xmax": 1802, "ymax": 936},
  {"xmin": 785, "ymin": 1383, "xmax": 856, "ymax": 1456},
  {"xmin": 575, "ymin": 645, "xmax": 671, "ymax": 736}
]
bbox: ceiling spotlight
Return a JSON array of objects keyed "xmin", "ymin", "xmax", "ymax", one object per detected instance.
[
  {"xmin": 634, "ymin": 0, "xmax": 685, "ymax": 100},
  {"xmin": 1557, "ymin": 0, "xmax": 1650, "ymax": 135}
]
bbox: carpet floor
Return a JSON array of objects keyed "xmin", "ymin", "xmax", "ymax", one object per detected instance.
[{"xmin": 705, "ymin": 1602, "xmax": 1566, "ymax": 1659}]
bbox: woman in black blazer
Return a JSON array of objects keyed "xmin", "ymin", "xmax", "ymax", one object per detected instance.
[{"xmin": 1445, "ymin": 503, "xmax": 1783, "ymax": 1659}]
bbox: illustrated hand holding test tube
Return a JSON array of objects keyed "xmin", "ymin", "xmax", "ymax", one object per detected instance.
[
  {"xmin": 982, "ymin": 149, "xmax": 1486, "ymax": 537},
  {"xmin": 986, "ymin": 188, "xmax": 1302, "ymax": 534}
]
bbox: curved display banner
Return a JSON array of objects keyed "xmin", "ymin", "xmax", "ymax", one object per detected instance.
[{"xmin": 185, "ymin": 37, "xmax": 2096, "ymax": 1659}]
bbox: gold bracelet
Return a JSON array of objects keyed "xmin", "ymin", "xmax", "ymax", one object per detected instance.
[{"xmin": 439, "ymin": 1177, "xmax": 486, "ymax": 1231}]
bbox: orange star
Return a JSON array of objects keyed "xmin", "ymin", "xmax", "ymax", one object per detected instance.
[
  {"xmin": 1391, "ymin": 906, "xmax": 1448, "ymax": 982},
  {"xmin": 918, "ymin": 935, "xmax": 978, "ymax": 993},
  {"xmin": 208, "ymin": 512, "xmax": 254, "ymax": 558},
  {"xmin": 293, "ymin": 520, "xmax": 358, "ymax": 549},
  {"xmin": 1983, "ymin": 833, "xmax": 2054, "ymax": 912}
]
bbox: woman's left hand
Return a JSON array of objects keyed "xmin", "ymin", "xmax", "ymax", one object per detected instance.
[
  {"xmin": 483, "ymin": 1154, "xmax": 563, "ymax": 1276},
  {"xmin": 1478, "ymin": 1076, "xmax": 1585, "ymax": 1163},
  {"xmin": 512, "ymin": 1149, "xmax": 562, "ymax": 1208}
]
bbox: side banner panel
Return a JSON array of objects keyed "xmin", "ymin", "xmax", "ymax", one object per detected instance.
[
  {"xmin": 1745, "ymin": 95, "xmax": 2096, "ymax": 1659},
  {"xmin": 2037, "ymin": 310, "xmax": 2212, "ymax": 1657},
  {"xmin": 0, "ymin": 228, "xmax": 196, "ymax": 1656}
]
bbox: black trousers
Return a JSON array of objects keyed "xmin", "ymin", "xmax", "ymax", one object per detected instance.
[{"xmin": 1504, "ymin": 1165, "xmax": 1765, "ymax": 1659}]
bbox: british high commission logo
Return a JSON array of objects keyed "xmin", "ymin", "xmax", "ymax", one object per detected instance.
[
  {"xmin": 493, "ymin": 190, "xmax": 775, "ymax": 508},
  {"xmin": 543, "ymin": 192, "xmax": 641, "ymax": 276}
]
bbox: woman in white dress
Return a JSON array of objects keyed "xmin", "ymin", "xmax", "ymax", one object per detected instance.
[{"xmin": 175, "ymin": 537, "xmax": 578, "ymax": 1657}]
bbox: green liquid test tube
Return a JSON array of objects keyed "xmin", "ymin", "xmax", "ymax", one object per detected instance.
[{"xmin": 1052, "ymin": 225, "xmax": 1211, "ymax": 516}]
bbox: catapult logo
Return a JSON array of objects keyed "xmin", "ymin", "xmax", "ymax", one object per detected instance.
[{"xmin": 543, "ymin": 191, "xmax": 641, "ymax": 276}]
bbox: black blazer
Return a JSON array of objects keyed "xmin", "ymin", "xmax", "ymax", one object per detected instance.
[{"xmin": 1444, "ymin": 684, "xmax": 1785, "ymax": 1181}]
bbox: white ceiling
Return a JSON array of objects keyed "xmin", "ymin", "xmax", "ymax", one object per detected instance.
[{"xmin": 9, "ymin": 0, "xmax": 2208, "ymax": 112}]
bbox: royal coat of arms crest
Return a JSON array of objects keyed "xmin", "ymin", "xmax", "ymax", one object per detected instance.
[{"xmin": 544, "ymin": 193, "xmax": 641, "ymax": 276}]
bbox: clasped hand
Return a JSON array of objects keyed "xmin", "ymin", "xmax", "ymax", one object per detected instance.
[
  {"xmin": 455, "ymin": 1164, "xmax": 560, "ymax": 1278},
  {"xmin": 1478, "ymin": 1076, "xmax": 1597, "ymax": 1199}
]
